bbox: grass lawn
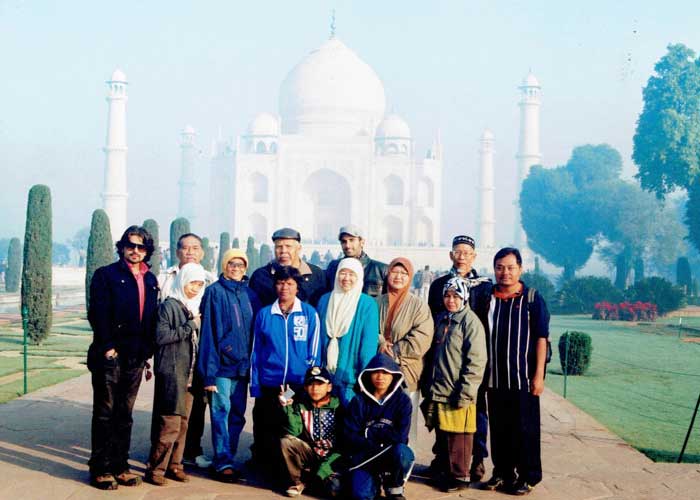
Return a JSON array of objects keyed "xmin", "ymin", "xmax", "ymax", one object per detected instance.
[
  {"xmin": 0, "ymin": 311, "xmax": 90, "ymax": 403},
  {"xmin": 548, "ymin": 315, "xmax": 700, "ymax": 463}
]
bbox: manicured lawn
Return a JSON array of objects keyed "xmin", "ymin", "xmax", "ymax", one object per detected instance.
[{"xmin": 547, "ymin": 315, "xmax": 700, "ymax": 463}]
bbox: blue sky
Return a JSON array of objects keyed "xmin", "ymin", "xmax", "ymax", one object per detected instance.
[{"xmin": 1, "ymin": 0, "xmax": 699, "ymax": 246}]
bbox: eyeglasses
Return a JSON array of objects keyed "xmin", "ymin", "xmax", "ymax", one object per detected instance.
[
  {"xmin": 226, "ymin": 261, "xmax": 246, "ymax": 269},
  {"xmin": 389, "ymin": 270, "xmax": 409, "ymax": 277},
  {"xmin": 452, "ymin": 251, "xmax": 475, "ymax": 257},
  {"xmin": 125, "ymin": 242, "xmax": 147, "ymax": 252}
]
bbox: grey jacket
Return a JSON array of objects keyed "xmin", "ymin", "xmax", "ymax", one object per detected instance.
[{"xmin": 423, "ymin": 306, "xmax": 486, "ymax": 406}]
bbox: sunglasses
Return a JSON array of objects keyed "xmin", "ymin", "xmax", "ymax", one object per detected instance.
[{"xmin": 124, "ymin": 242, "xmax": 147, "ymax": 251}]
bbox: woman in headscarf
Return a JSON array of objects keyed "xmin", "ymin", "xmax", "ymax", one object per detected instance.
[
  {"xmin": 146, "ymin": 262, "xmax": 207, "ymax": 486},
  {"xmin": 421, "ymin": 277, "xmax": 487, "ymax": 493},
  {"xmin": 377, "ymin": 257, "xmax": 434, "ymax": 444},
  {"xmin": 317, "ymin": 257, "xmax": 379, "ymax": 406}
]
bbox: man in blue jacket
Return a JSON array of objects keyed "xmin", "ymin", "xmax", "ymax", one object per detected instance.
[
  {"xmin": 250, "ymin": 264, "xmax": 321, "ymax": 473},
  {"xmin": 87, "ymin": 226, "xmax": 159, "ymax": 490},
  {"xmin": 345, "ymin": 353, "xmax": 415, "ymax": 500}
]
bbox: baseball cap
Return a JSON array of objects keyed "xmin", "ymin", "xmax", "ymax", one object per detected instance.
[{"xmin": 304, "ymin": 366, "xmax": 332, "ymax": 385}]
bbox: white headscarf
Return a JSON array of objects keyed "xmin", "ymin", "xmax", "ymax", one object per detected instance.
[
  {"xmin": 325, "ymin": 258, "xmax": 364, "ymax": 373},
  {"xmin": 171, "ymin": 263, "xmax": 207, "ymax": 315}
]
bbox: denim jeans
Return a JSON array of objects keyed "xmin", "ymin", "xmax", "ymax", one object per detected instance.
[
  {"xmin": 208, "ymin": 376, "xmax": 248, "ymax": 471},
  {"xmin": 349, "ymin": 443, "xmax": 415, "ymax": 500}
]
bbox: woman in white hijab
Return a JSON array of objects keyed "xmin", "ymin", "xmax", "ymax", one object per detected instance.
[
  {"xmin": 146, "ymin": 263, "xmax": 206, "ymax": 486},
  {"xmin": 317, "ymin": 257, "xmax": 379, "ymax": 406}
]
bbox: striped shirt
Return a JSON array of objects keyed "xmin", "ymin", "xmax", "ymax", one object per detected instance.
[{"xmin": 487, "ymin": 284, "xmax": 549, "ymax": 391}]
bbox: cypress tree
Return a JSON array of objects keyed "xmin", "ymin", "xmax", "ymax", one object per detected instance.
[
  {"xmin": 85, "ymin": 209, "xmax": 114, "ymax": 309},
  {"xmin": 309, "ymin": 250, "xmax": 322, "ymax": 267},
  {"xmin": 169, "ymin": 217, "xmax": 191, "ymax": 266},
  {"xmin": 259, "ymin": 243, "xmax": 272, "ymax": 266},
  {"xmin": 232, "ymin": 237, "xmax": 240, "ymax": 249},
  {"xmin": 676, "ymin": 256, "xmax": 692, "ymax": 295},
  {"xmin": 633, "ymin": 257, "xmax": 645, "ymax": 283},
  {"xmin": 5, "ymin": 237, "xmax": 21, "ymax": 292},
  {"xmin": 246, "ymin": 236, "xmax": 259, "ymax": 272},
  {"xmin": 21, "ymin": 185, "xmax": 52, "ymax": 344},
  {"xmin": 202, "ymin": 237, "xmax": 215, "ymax": 272},
  {"xmin": 143, "ymin": 219, "xmax": 161, "ymax": 276},
  {"xmin": 217, "ymin": 232, "xmax": 231, "ymax": 271}
]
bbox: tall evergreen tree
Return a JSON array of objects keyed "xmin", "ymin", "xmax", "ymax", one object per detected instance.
[
  {"xmin": 676, "ymin": 256, "xmax": 692, "ymax": 294},
  {"xmin": 232, "ymin": 237, "xmax": 240, "ymax": 248},
  {"xmin": 5, "ymin": 237, "xmax": 21, "ymax": 292},
  {"xmin": 21, "ymin": 185, "xmax": 52, "ymax": 344},
  {"xmin": 142, "ymin": 219, "xmax": 161, "ymax": 275},
  {"xmin": 259, "ymin": 243, "xmax": 272, "ymax": 266},
  {"xmin": 169, "ymin": 217, "xmax": 191, "ymax": 266},
  {"xmin": 202, "ymin": 237, "xmax": 215, "ymax": 272},
  {"xmin": 246, "ymin": 236, "xmax": 259, "ymax": 272},
  {"xmin": 85, "ymin": 209, "xmax": 114, "ymax": 309},
  {"xmin": 217, "ymin": 232, "xmax": 231, "ymax": 271}
]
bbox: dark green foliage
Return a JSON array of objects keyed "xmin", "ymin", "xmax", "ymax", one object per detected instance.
[
  {"xmin": 685, "ymin": 181, "xmax": 700, "ymax": 255},
  {"xmin": 21, "ymin": 185, "xmax": 52, "ymax": 345},
  {"xmin": 169, "ymin": 218, "xmax": 190, "ymax": 266},
  {"xmin": 521, "ymin": 271, "xmax": 555, "ymax": 305},
  {"xmin": 557, "ymin": 276, "xmax": 624, "ymax": 314},
  {"xmin": 626, "ymin": 277, "xmax": 685, "ymax": 315},
  {"xmin": 6, "ymin": 237, "xmax": 21, "ymax": 292},
  {"xmin": 232, "ymin": 237, "xmax": 239, "ymax": 249},
  {"xmin": 259, "ymin": 243, "xmax": 272, "ymax": 266},
  {"xmin": 558, "ymin": 331, "xmax": 592, "ymax": 375},
  {"xmin": 534, "ymin": 256, "xmax": 541, "ymax": 275},
  {"xmin": 634, "ymin": 257, "xmax": 644, "ymax": 283},
  {"xmin": 614, "ymin": 253, "xmax": 629, "ymax": 289},
  {"xmin": 217, "ymin": 232, "xmax": 231, "ymax": 271},
  {"xmin": 142, "ymin": 219, "xmax": 161, "ymax": 275},
  {"xmin": 201, "ymin": 237, "xmax": 215, "ymax": 272},
  {"xmin": 309, "ymin": 250, "xmax": 322, "ymax": 267},
  {"xmin": 676, "ymin": 257, "xmax": 692, "ymax": 294},
  {"xmin": 246, "ymin": 236, "xmax": 259, "ymax": 272},
  {"xmin": 85, "ymin": 209, "xmax": 114, "ymax": 309}
]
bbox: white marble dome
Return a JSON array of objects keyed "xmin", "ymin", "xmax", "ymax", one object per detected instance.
[
  {"xmin": 248, "ymin": 112, "xmax": 280, "ymax": 136},
  {"xmin": 522, "ymin": 72, "xmax": 540, "ymax": 87},
  {"xmin": 376, "ymin": 114, "xmax": 411, "ymax": 139},
  {"xmin": 278, "ymin": 37, "xmax": 386, "ymax": 137},
  {"xmin": 111, "ymin": 68, "xmax": 127, "ymax": 82}
]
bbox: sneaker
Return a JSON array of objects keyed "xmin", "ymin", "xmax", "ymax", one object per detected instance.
[
  {"xmin": 194, "ymin": 454, "xmax": 212, "ymax": 469},
  {"xmin": 114, "ymin": 471, "xmax": 142, "ymax": 487},
  {"xmin": 324, "ymin": 473, "xmax": 342, "ymax": 497},
  {"xmin": 285, "ymin": 483, "xmax": 305, "ymax": 497},
  {"xmin": 483, "ymin": 475, "xmax": 507, "ymax": 491},
  {"xmin": 90, "ymin": 474, "xmax": 118, "ymax": 490},
  {"xmin": 442, "ymin": 477, "xmax": 469, "ymax": 493},
  {"xmin": 470, "ymin": 460, "xmax": 485, "ymax": 482},
  {"xmin": 165, "ymin": 468, "xmax": 189, "ymax": 482},
  {"xmin": 212, "ymin": 467, "xmax": 240, "ymax": 483},
  {"xmin": 145, "ymin": 473, "xmax": 168, "ymax": 486},
  {"xmin": 510, "ymin": 480, "xmax": 534, "ymax": 495}
]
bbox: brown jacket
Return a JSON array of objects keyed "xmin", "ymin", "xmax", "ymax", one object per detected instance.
[{"xmin": 377, "ymin": 293, "xmax": 434, "ymax": 391}]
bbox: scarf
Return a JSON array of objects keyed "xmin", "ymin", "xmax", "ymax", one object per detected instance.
[
  {"xmin": 443, "ymin": 276, "xmax": 469, "ymax": 314},
  {"xmin": 171, "ymin": 262, "xmax": 207, "ymax": 315},
  {"xmin": 384, "ymin": 257, "xmax": 414, "ymax": 342},
  {"xmin": 325, "ymin": 258, "xmax": 364, "ymax": 373}
]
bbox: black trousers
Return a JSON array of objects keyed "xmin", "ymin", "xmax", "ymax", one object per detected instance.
[
  {"xmin": 473, "ymin": 384, "xmax": 489, "ymax": 461},
  {"xmin": 487, "ymin": 388, "xmax": 542, "ymax": 486},
  {"xmin": 252, "ymin": 385, "xmax": 298, "ymax": 474},
  {"xmin": 89, "ymin": 357, "xmax": 144, "ymax": 477},
  {"xmin": 184, "ymin": 370, "xmax": 207, "ymax": 459}
]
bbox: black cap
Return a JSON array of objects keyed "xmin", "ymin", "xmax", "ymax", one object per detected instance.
[
  {"xmin": 452, "ymin": 235, "xmax": 475, "ymax": 248},
  {"xmin": 272, "ymin": 227, "xmax": 301, "ymax": 242},
  {"xmin": 304, "ymin": 366, "xmax": 332, "ymax": 385}
]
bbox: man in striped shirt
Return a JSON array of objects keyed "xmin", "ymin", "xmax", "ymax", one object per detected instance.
[{"xmin": 484, "ymin": 247, "xmax": 549, "ymax": 496}]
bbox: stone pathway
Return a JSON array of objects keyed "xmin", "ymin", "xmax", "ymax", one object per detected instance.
[{"xmin": 0, "ymin": 373, "xmax": 697, "ymax": 499}]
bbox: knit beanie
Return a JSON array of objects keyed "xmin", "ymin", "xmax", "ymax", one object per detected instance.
[{"xmin": 220, "ymin": 248, "xmax": 248, "ymax": 273}]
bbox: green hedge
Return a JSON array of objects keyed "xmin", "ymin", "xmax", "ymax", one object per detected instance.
[{"xmin": 558, "ymin": 331, "xmax": 592, "ymax": 375}]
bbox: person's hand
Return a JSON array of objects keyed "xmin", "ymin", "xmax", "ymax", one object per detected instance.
[
  {"xmin": 530, "ymin": 373, "xmax": 545, "ymax": 396},
  {"xmin": 204, "ymin": 385, "xmax": 218, "ymax": 393},
  {"xmin": 278, "ymin": 384, "xmax": 294, "ymax": 406},
  {"xmin": 379, "ymin": 342, "xmax": 394, "ymax": 357},
  {"xmin": 104, "ymin": 348, "xmax": 117, "ymax": 360}
]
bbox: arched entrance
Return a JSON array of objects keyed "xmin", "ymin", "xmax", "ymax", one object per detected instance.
[{"xmin": 302, "ymin": 169, "xmax": 351, "ymax": 243}]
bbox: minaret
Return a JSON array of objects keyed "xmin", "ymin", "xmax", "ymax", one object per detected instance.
[
  {"xmin": 177, "ymin": 125, "xmax": 197, "ymax": 226},
  {"xmin": 102, "ymin": 68, "xmax": 129, "ymax": 243},
  {"xmin": 515, "ymin": 71, "xmax": 542, "ymax": 248},
  {"xmin": 478, "ymin": 129, "xmax": 496, "ymax": 251}
]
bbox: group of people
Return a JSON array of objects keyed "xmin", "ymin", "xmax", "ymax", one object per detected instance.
[{"xmin": 86, "ymin": 223, "xmax": 550, "ymax": 499}]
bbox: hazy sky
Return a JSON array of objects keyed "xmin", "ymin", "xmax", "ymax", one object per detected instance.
[{"xmin": 2, "ymin": 0, "xmax": 699, "ymax": 248}]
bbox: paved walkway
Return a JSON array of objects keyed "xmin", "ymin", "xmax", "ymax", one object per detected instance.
[{"xmin": 0, "ymin": 374, "xmax": 697, "ymax": 500}]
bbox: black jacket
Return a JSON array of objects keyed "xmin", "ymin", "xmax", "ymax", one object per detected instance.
[
  {"xmin": 428, "ymin": 269, "xmax": 492, "ymax": 330},
  {"xmin": 249, "ymin": 261, "xmax": 326, "ymax": 307},
  {"xmin": 87, "ymin": 260, "xmax": 159, "ymax": 370},
  {"xmin": 326, "ymin": 252, "xmax": 388, "ymax": 297}
]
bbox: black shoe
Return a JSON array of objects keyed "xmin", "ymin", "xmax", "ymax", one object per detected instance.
[
  {"xmin": 211, "ymin": 467, "xmax": 240, "ymax": 483},
  {"xmin": 483, "ymin": 475, "xmax": 506, "ymax": 491},
  {"xmin": 442, "ymin": 477, "xmax": 469, "ymax": 493},
  {"xmin": 510, "ymin": 480, "xmax": 534, "ymax": 495},
  {"xmin": 90, "ymin": 473, "xmax": 118, "ymax": 490},
  {"xmin": 470, "ymin": 460, "xmax": 485, "ymax": 482},
  {"xmin": 387, "ymin": 494, "xmax": 407, "ymax": 500}
]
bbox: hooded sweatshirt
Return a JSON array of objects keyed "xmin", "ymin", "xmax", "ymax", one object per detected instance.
[{"xmin": 344, "ymin": 353, "xmax": 413, "ymax": 468}]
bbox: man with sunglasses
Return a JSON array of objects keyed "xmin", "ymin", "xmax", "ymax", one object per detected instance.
[{"xmin": 87, "ymin": 226, "xmax": 159, "ymax": 490}]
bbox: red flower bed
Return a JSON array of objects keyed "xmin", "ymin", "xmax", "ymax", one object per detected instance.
[{"xmin": 593, "ymin": 301, "xmax": 656, "ymax": 321}]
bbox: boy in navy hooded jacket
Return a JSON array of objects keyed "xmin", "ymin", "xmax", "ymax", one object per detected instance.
[{"xmin": 345, "ymin": 353, "xmax": 415, "ymax": 500}]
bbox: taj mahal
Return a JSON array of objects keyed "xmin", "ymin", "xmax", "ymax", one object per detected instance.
[{"xmin": 100, "ymin": 33, "xmax": 542, "ymax": 270}]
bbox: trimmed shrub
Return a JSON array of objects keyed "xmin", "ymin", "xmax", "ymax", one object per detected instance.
[
  {"xmin": 557, "ymin": 276, "xmax": 624, "ymax": 314},
  {"xmin": 246, "ymin": 236, "xmax": 259, "ymax": 272},
  {"xmin": 85, "ymin": 209, "xmax": 114, "ymax": 309},
  {"xmin": 521, "ymin": 271, "xmax": 555, "ymax": 305},
  {"xmin": 309, "ymin": 250, "xmax": 322, "ymax": 267},
  {"xmin": 202, "ymin": 237, "xmax": 215, "ymax": 272},
  {"xmin": 21, "ymin": 185, "xmax": 52, "ymax": 344},
  {"xmin": 6, "ymin": 237, "xmax": 21, "ymax": 292},
  {"xmin": 169, "ymin": 217, "xmax": 190, "ymax": 266},
  {"xmin": 259, "ymin": 243, "xmax": 272, "ymax": 266},
  {"xmin": 676, "ymin": 257, "xmax": 692, "ymax": 295},
  {"xmin": 626, "ymin": 276, "xmax": 685, "ymax": 316},
  {"xmin": 142, "ymin": 219, "xmax": 161, "ymax": 276},
  {"xmin": 232, "ymin": 237, "xmax": 239, "ymax": 249},
  {"xmin": 217, "ymin": 232, "xmax": 231, "ymax": 271},
  {"xmin": 558, "ymin": 331, "xmax": 592, "ymax": 375}
]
